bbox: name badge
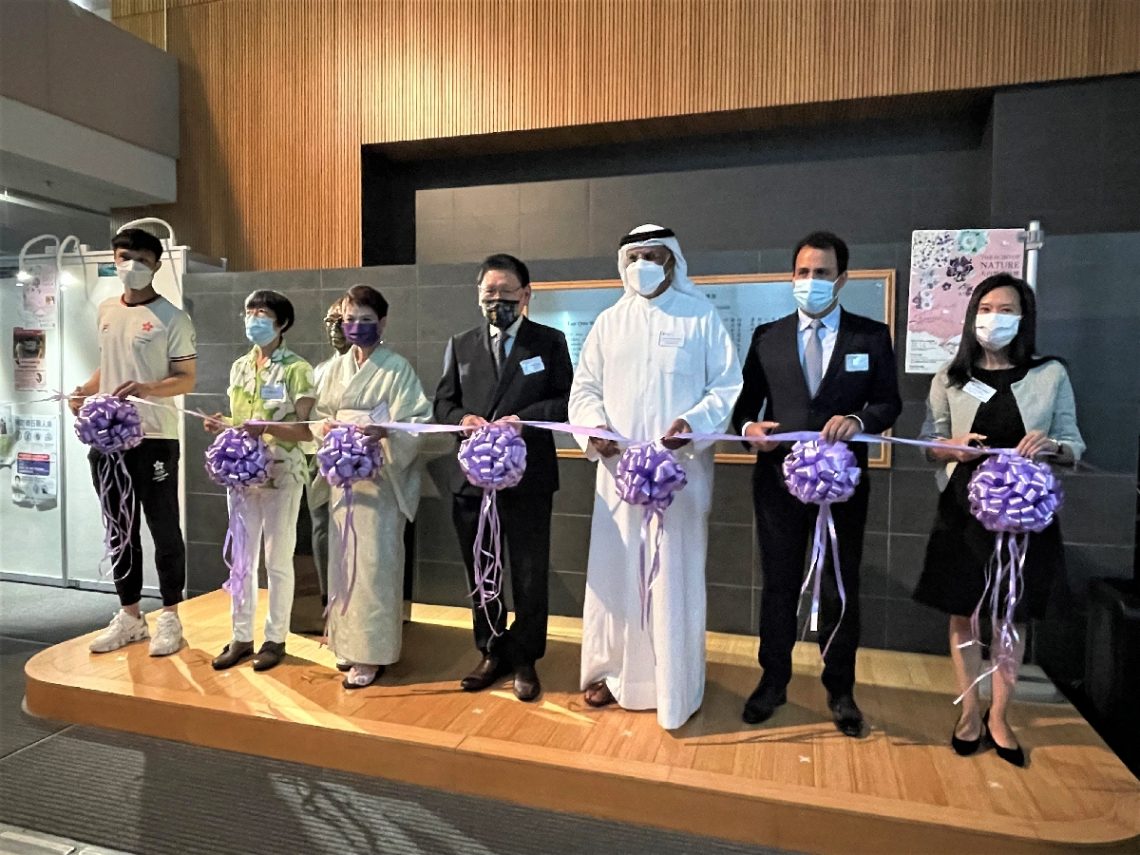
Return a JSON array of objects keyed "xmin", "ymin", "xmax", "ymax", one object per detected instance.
[
  {"xmin": 658, "ymin": 332, "xmax": 684, "ymax": 348},
  {"xmin": 260, "ymin": 382, "xmax": 286, "ymax": 401},
  {"xmin": 845, "ymin": 353, "xmax": 869, "ymax": 372},
  {"xmin": 520, "ymin": 356, "xmax": 545, "ymax": 375},
  {"xmin": 963, "ymin": 379, "xmax": 997, "ymax": 403},
  {"xmin": 368, "ymin": 401, "xmax": 391, "ymax": 424}
]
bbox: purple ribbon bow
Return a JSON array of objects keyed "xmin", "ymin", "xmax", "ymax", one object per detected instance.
[
  {"xmin": 457, "ymin": 423, "xmax": 528, "ymax": 634},
  {"xmin": 782, "ymin": 440, "xmax": 861, "ymax": 662},
  {"xmin": 614, "ymin": 443, "xmax": 688, "ymax": 635},
  {"xmin": 959, "ymin": 453, "xmax": 1063, "ymax": 699},
  {"xmin": 73, "ymin": 395, "xmax": 145, "ymax": 581},
  {"xmin": 204, "ymin": 427, "xmax": 273, "ymax": 609},
  {"xmin": 317, "ymin": 425, "xmax": 384, "ymax": 620}
]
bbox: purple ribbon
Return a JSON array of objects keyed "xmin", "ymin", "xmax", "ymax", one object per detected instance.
[
  {"xmin": 614, "ymin": 443, "xmax": 687, "ymax": 634},
  {"xmin": 457, "ymin": 423, "xmax": 528, "ymax": 634},
  {"xmin": 74, "ymin": 396, "xmax": 145, "ymax": 579},
  {"xmin": 204, "ymin": 427, "xmax": 273, "ymax": 609},
  {"xmin": 782, "ymin": 440, "xmax": 861, "ymax": 662},
  {"xmin": 957, "ymin": 453, "xmax": 1063, "ymax": 700},
  {"xmin": 317, "ymin": 425, "xmax": 383, "ymax": 618}
]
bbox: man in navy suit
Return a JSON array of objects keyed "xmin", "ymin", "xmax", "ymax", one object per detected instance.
[
  {"xmin": 731, "ymin": 232, "xmax": 901, "ymax": 736},
  {"xmin": 434, "ymin": 254, "xmax": 573, "ymax": 701}
]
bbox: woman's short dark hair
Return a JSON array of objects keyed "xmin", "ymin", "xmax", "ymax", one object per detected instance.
[
  {"xmin": 244, "ymin": 290, "xmax": 295, "ymax": 333},
  {"xmin": 477, "ymin": 253, "xmax": 530, "ymax": 289},
  {"xmin": 344, "ymin": 284, "xmax": 389, "ymax": 319},
  {"xmin": 946, "ymin": 273, "xmax": 1050, "ymax": 387},
  {"xmin": 112, "ymin": 228, "xmax": 164, "ymax": 264}
]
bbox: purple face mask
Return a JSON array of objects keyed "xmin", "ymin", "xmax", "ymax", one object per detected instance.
[{"xmin": 342, "ymin": 320, "xmax": 380, "ymax": 347}]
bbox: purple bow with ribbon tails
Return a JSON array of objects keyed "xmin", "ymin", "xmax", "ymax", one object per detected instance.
[
  {"xmin": 962, "ymin": 452, "xmax": 1063, "ymax": 699},
  {"xmin": 204, "ymin": 427, "xmax": 273, "ymax": 609},
  {"xmin": 457, "ymin": 423, "xmax": 528, "ymax": 634},
  {"xmin": 73, "ymin": 395, "xmax": 144, "ymax": 581},
  {"xmin": 782, "ymin": 440, "xmax": 861, "ymax": 662},
  {"xmin": 317, "ymin": 425, "xmax": 384, "ymax": 619},
  {"xmin": 614, "ymin": 443, "xmax": 688, "ymax": 634}
]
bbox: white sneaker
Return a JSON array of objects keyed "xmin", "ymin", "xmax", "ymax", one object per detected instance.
[
  {"xmin": 148, "ymin": 611, "xmax": 183, "ymax": 656},
  {"xmin": 89, "ymin": 610, "xmax": 149, "ymax": 653}
]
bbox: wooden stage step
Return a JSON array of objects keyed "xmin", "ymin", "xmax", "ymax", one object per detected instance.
[{"xmin": 24, "ymin": 591, "xmax": 1140, "ymax": 854}]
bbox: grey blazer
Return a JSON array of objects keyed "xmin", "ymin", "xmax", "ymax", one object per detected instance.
[{"xmin": 921, "ymin": 359, "xmax": 1086, "ymax": 491}]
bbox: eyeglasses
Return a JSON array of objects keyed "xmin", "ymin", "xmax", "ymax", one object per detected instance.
[
  {"xmin": 323, "ymin": 316, "xmax": 343, "ymax": 325},
  {"xmin": 241, "ymin": 308, "xmax": 274, "ymax": 319},
  {"xmin": 479, "ymin": 286, "xmax": 525, "ymax": 300}
]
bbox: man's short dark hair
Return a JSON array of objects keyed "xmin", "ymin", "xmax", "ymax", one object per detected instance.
[
  {"xmin": 793, "ymin": 231, "xmax": 849, "ymax": 276},
  {"xmin": 244, "ymin": 289, "xmax": 295, "ymax": 333},
  {"xmin": 477, "ymin": 253, "xmax": 530, "ymax": 289},
  {"xmin": 112, "ymin": 228, "xmax": 164, "ymax": 264},
  {"xmin": 344, "ymin": 284, "xmax": 389, "ymax": 319}
]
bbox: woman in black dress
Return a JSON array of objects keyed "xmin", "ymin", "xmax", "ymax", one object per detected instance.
[{"xmin": 913, "ymin": 274, "xmax": 1085, "ymax": 766}]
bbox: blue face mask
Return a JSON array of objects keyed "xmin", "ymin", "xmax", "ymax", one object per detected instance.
[
  {"xmin": 245, "ymin": 316, "xmax": 278, "ymax": 347},
  {"xmin": 792, "ymin": 277, "xmax": 838, "ymax": 315}
]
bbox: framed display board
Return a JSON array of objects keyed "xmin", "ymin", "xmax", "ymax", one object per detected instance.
[{"xmin": 527, "ymin": 270, "xmax": 896, "ymax": 467}]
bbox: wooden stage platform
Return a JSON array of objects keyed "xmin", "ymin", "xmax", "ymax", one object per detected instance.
[{"xmin": 24, "ymin": 590, "xmax": 1140, "ymax": 854}]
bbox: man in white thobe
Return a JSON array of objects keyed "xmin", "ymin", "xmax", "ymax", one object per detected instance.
[{"xmin": 568, "ymin": 224, "xmax": 742, "ymax": 729}]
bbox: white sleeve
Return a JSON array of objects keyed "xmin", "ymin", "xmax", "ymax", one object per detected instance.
[
  {"xmin": 168, "ymin": 310, "xmax": 197, "ymax": 362},
  {"xmin": 568, "ymin": 321, "xmax": 609, "ymax": 457}
]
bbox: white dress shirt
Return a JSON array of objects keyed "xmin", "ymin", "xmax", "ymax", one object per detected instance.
[{"xmin": 489, "ymin": 313, "xmax": 524, "ymax": 359}]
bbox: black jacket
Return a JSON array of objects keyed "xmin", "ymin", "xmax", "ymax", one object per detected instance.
[
  {"xmin": 433, "ymin": 317, "xmax": 573, "ymax": 496},
  {"xmin": 730, "ymin": 309, "xmax": 902, "ymax": 467}
]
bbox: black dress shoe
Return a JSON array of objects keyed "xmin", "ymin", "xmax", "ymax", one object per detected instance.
[
  {"xmin": 984, "ymin": 710, "xmax": 1026, "ymax": 767},
  {"xmin": 513, "ymin": 663, "xmax": 541, "ymax": 702},
  {"xmin": 951, "ymin": 710, "xmax": 984, "ymax": 756},
  {"xmin": 460, "ymin": 654, "xmax": 510, "ymax": 692},
  {"xmin": 212, "ymin": 640, "xmax": 254, "ymax": 670},
  {"xmin": 252, "ymin": 641, "xmax": 286, "ymax": 672},
  {"xmin": 742, "ymin": 680, "xmax": 787, "ymax": 724},
  {"xmin": 828, "ymin": 693, "xmax": 865, "ymax": 738}
]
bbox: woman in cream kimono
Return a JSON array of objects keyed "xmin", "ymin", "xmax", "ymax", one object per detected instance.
[{"xmin": 314, "ymin": 285, "xmax": 431, "ymax": 689}]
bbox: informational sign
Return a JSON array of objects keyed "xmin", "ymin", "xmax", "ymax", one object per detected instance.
[
  {"xmin": 13, "ymin": 328, "xmax": 47, "ymax": 392},
  {"xmin": 530, "ymin": 271, "xmax": 892, "ymax": 369},
  {"xmin": 11, "ymin": 414, "xmax": 58, "ymax": 509},
  {"xmin": 905, "ymin": 229, "xmax": 1025, "ymax": 374},
  {"xmin": 21, "ymin": 263, "xmax": 58, "ymax": 329},
  {"xmin": 527, "ymin": 271, "xmax": 896, "ymax": 467}
]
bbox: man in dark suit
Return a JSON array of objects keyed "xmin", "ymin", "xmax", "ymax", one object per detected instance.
[
  {"xmin": 434, "ymin": 253, "xmax": 573, "ymax": 702},
  {"xmin": 731, "ymin": 231, "xmax": 901, "ymax": 736}
]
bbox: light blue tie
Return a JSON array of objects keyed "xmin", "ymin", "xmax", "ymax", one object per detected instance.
[{"xmin": 804, "ymin": 319, "xmax": 823, "ymax": 396}]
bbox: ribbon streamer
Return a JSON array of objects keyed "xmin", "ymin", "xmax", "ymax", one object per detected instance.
[
  {"xmin": 614, "ymin": 443, "xmax": 688, "ymax": 642},
  {"xmin": 955, "ymin": 452, "xmax": 1063, "ymax": 702},
  {"xmin": 204, "ymin": 427, "xmax": 273, "ymax": 609},
  {"xmin": 73, "ymin": 395, "xmax": 144, "ymax": 580},
  {"xmin": 457, "ymin": 423, "xmax": 528, "ymax": 635},
  {"xmin": 316, "ymin": 425, "xmax": 383, "ymax": 619},
  {"xmin": 782, "ymin": 440, "xmax": 861, "ymax": 663}
]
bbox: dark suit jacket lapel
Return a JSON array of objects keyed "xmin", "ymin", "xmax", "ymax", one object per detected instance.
[
  {"xmin": 774, "ymin": 313, "xmax": 812, "ymax": 405},
  {"xmin": 816, "ymin": 308, "xmax": 854, "ymax": 399},
  {"xmin": 486, "ymin": 319, "xmax": 529, "ymax": 417}
]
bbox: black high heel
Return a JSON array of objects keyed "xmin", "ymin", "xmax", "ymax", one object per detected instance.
[
  {"xmin": 984, "ymin": 710, "xmax": 1026, "ymax": 767},
  {"xmin": 951, "ymin": 709, "xmax": 983, "ymax": 756}
]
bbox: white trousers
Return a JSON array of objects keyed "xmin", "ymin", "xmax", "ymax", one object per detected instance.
[{"xmin": 227, "ymin": 481, "xmax": 302, "ymax": 644}]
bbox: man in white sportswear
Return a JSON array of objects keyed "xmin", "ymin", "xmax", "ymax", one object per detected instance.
[{"xmin": 70, "ymin": 228, "xmax": 197, "ymax": 656}]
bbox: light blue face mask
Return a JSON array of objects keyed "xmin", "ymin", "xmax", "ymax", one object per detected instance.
[
  {"xmin": 792, "ymin": 277, "xmax": 838, "ymax": 315},
  {"xmin": 244, "ymin": 316, "xmax": 278, "ymax": 347}
]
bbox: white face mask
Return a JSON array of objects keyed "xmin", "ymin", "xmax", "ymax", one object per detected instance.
[
  {"xmin": 626, "ymin": 259, "xmax": 667, "ymax": 297},
  {"xmin": 116, "ymin": 259, "xmax": 154, "ymax": 291},
  {"xmin": 974, "ymin": 313, "xmax": 1021, "ymax": 351},
  {"xmin": 792, "ymin": 277, "xmax": 837, "ymax": 315}
]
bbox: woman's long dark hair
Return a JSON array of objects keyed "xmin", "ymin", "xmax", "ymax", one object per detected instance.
[{"xmin": 946, "ymin": 273, "xmax": 1053, "ymax": 388}]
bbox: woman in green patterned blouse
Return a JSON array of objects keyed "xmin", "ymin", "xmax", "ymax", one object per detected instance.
[{"xmin": 205, "ymin": 290, "xmax": 317, "ymax": 672}]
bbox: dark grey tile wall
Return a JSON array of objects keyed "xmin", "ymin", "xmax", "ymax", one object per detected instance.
[{"xmin": 180, "ymin": 75, "xmax": 1139, "ymax": 667}]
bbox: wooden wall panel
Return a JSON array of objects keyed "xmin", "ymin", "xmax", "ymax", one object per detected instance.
[{"xmin": 110, "ymin": 0, "xmax": 1140, "ymax": 270}]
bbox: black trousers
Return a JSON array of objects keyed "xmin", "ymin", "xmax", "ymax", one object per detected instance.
[
  {"xmin": 752, "ymin": 460, "xmax": 870, "ymax": 697},
  {"xmin": 452, "ymin": 488, "xmax": 552, "ymax": 666},
  {"xmin": 88, "ymin": 439, "xmax": 186, "ymax": 608}
]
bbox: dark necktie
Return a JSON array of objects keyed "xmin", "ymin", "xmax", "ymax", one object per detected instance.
[{"xmin": 494, "ymin": 333, "xmax": 508, "ymax": 376}]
